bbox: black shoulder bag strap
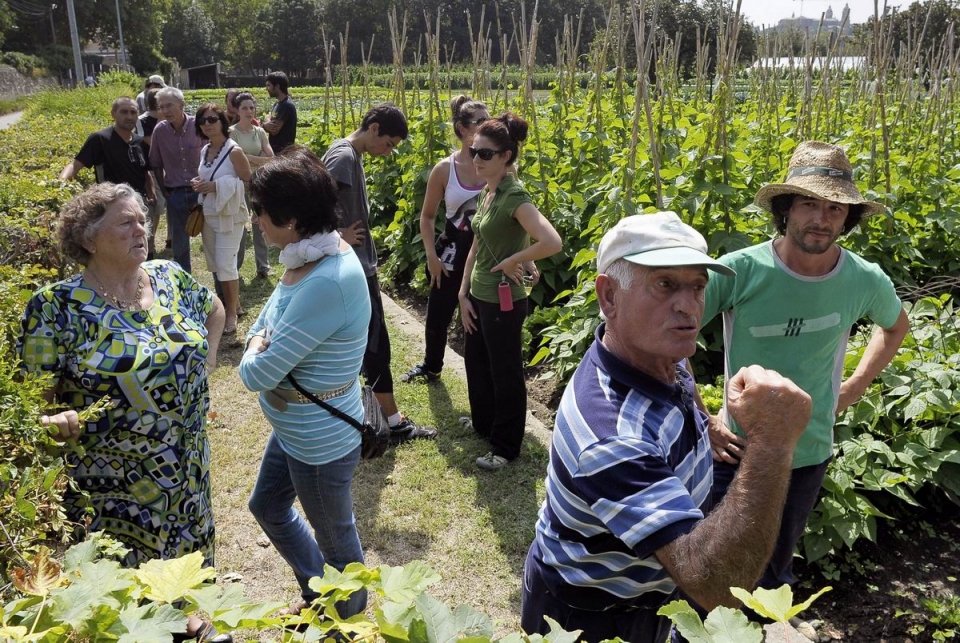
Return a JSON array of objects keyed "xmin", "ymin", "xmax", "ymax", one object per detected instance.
[
  {"xmin": 207, "ymin": 141, "xmax": 234, "ymax": 180},
  {"xmin": 199, "ymin": 142, "xmax": 235, "ymax": 207},
  {"xmin": 286, "ymin": 373, "xmax": 364, "ymax": 434}
]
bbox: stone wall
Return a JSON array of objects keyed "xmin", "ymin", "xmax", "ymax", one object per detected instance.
[{"xmin": 0, "ymin": 65, "xmax": 59, "ymax": 101}]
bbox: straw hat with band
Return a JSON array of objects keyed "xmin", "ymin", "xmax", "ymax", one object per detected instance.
[{"xmin": 754, "ymin": 141, "xmax": 885, "ymax": 217}]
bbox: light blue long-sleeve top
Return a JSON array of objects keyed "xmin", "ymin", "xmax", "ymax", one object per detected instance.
[{"xmin": 239, "ymin": 248, "xmax": 371, "ymax": 465}]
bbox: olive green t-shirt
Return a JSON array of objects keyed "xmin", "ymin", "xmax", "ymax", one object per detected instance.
[{"xmin": 469, "ymin": 174, "xmax": 532, "ymax": 304}]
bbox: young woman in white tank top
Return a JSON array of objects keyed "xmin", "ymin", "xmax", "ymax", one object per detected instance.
[{"xmin": 401, "ymin": 97, "xmax": 489, "ymax": 383}]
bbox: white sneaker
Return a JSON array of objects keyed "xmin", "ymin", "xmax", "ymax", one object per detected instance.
[{"xmin": 476, "ymin": 452, "xmax": 510, "ymax": 471}]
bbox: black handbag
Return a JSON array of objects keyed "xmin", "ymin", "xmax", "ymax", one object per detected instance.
[{"xmin": 287, "ymin": 373, "xmax": 390, "ymax": 460}]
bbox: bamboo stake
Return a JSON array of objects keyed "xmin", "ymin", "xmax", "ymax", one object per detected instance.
[
  {"xmin": 321, "ymin": 27, "xmax": 333, "ymax": 143},
  {"xmin": 338, "ymin": 26, "xmax": 351, "ymax": 136},
  {"xmin": 422, "ymin": 9, "xmax": 442, "ymax": 168},
  {"xmin": 388, "ymin": 8, "xmax": 410, "ymax": 112},
  {"xmin": 361, "ymin": 34, "xmax": 375, "ymax": 107},
  {"xmin": 871, "ymin": 0, "xmax": 894, "ymax": 226},
  {"xmin": 628, "ymin": 0, "xmax": 663, "ymax": 209}
]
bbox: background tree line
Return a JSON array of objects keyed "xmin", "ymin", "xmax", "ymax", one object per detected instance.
[{"xmin": 1, "ymin": 0, "xmax": 959, "ymax": 83}]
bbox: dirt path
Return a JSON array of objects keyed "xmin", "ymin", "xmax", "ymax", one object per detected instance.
[{"xmin": 0, "ymin": 110, "xmax": 24, "ymax": 130}]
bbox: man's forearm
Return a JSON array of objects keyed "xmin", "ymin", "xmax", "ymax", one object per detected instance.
[
  {"xmin": 59, "ymin": 160, "xmax": 80, "ymax": 181},
  {"xmin": 658, "ymin": 445, "xmax": 794, "ymax": 610},
  {"xmin": 840, "ymin": 309, "xmax": 909, "ymax": 409}
]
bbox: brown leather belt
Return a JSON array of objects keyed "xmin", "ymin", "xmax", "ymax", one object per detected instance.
[{"xmin": 263, "ymin": 380, "xmax": 354, "ymax": 412}]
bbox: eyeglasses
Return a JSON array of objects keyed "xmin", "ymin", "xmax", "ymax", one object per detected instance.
[
  {"xmin": 465, "ymin": 117, "xmax": 487, "ymax": 126},
  {"xmin": 127, "ymin": 144, "xmax": 146, "ymax": 166},
  {"xmin": 468, "ymin": 147, "xmax": 503, "ymax": 161},
  {"xmin": 198, "ymin": 115, "xmax": 220, "ymax": 125}
]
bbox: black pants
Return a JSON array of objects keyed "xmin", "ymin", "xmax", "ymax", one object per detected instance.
[
  {"xmin": 422, "ymin": 266, "xmax": 464, "ymax": 373},
  {"xmin": 712, "ymin": 457, "xmax": 831, "ymax": 588},
  {"xmin": 464, "ymin": 295, "xmax": 527, "ymax": 460},
  {"xmin": 363, "ymin": 275, "xmax": 394, "ymax": 394},
  {"xmin": 520, "ymin": 544, "xmax": 671, "ymax": 643}
]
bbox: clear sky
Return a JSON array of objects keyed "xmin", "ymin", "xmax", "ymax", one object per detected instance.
[{"xmin": 737, "ymin": 0, "xmax": 907, "ymax": 28}]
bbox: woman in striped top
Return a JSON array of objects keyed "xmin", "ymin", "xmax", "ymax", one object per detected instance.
[{"xmin": 239, "ymin": 147, "xmax": 371, "ymax": 621}]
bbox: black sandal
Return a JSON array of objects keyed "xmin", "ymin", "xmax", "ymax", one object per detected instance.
[
  {"xmin": 172, "ymin": 620, "xmax": 233, "ymax": 642},
  {"xmin": 280, "ymin": 599, "xmax": 317, "ymax": 633}
]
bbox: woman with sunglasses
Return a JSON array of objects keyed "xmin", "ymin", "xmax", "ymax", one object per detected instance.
[
  {"xmin": 402, "ymin": 95, "xmax": 489, "ymax": 384},
  {"xmin": 192, "ymin": 103, "xmax": 252, "ymax": 335},
  {"xmin": 458, "ymin": 113, "xmax": 562, "ymax": 471}
]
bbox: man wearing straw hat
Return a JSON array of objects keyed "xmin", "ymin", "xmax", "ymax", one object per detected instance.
[
  {"xmin": 521, "ymin": 212, "xmax": 813, "ymax": 642},
  {"xmin": 699, "ymin": 141, "xmax": 909, "ymax": 591}
]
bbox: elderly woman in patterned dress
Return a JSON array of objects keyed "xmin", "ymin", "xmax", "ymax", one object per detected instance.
[{"xmin": 18, "ymin": 182, "xmax": 229, "ymax": 641}]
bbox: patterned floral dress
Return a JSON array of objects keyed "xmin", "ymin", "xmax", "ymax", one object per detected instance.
[{"xmin": 18, "ymin": 260, "xmax": 216, "ymax": 568}]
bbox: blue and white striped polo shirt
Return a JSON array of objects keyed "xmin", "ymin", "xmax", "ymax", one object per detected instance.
[{"xmin": 531, "ymin": 324, "xmax": 713, "ymax": 610}]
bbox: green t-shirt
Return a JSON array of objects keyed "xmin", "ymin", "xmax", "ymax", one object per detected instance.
[
  {"xmin": 469, "ymin": 174, "xmax": 532, "ymax": 304},
  {"xmin": 702, "ymin": 241, "xmax": 903, "ymax": 469}
]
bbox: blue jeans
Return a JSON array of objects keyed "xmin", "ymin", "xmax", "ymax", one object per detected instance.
[
  {"xmin": 164, "ymin": 187, "xmax": 197, "ymax": 273},
  {"xmin": 248, "ymin": 433, "xmax": 367, "ymax": 617}
]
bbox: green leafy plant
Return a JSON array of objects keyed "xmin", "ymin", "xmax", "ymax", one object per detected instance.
[
  {"xmin": 803, "ymin": 295, "xmax": 960, "ymax": 568},
  {"xmin": 658, "ymin": 584, "xmax": 831, "ymax": 643},
  {"xmin": 921, "ymin": 594, "xmax": 960, "ymax": 641},
  {"xmin": 1, "ymin": 534, "xmax": 587, "ymax": 642}
]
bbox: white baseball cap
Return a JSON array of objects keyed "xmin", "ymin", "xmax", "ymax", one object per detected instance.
[{"xmin": 596, "ymin": 212, "xmax": 735, "ymax": 277}]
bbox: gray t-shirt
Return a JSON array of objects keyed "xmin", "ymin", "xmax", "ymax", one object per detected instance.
[{"xmin": 323, "ymin": 139, "xmax": 377, "ymax": 276}]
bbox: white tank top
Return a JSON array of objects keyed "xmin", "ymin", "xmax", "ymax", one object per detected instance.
[{"xmin": 444, "ymin": 152, "xmax": 484, "ymax": 220}]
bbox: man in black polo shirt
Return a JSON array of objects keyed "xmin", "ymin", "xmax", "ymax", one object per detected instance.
[
  {"xmin": 263, "ymin": 71, "xmax": 297, "ymax": 152},
  {"xmin": 60, "ymin": 96, "xmax": 157, "ymax": 256}
]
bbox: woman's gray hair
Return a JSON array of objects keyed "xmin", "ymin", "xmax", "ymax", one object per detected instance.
[
  {"xmin": 156, "ymin": 86, "xmax": 184, "ymax": 105},
  {"xmin": 57, "ymin": 183, "xmax": 149, "ymax": 266}
]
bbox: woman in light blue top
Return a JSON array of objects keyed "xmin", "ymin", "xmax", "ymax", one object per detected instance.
[{"xmin": 239, "ymin": 146, "xmax": 371, "ymax": 620}]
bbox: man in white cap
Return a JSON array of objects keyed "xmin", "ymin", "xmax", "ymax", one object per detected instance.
[
  {"xmin": 700, "ymin": 141, "xmax": 909, "ymax": 592},
  {"xmin": 136, "ymin": 74, "xmax": 165, "ymax": 114},
  {"xmin": 520, "ymin": 212, "xmax": 814, "ymax": 642}
]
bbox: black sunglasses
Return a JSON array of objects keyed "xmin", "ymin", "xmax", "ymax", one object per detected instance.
[
  {"xmin": 469, "ymin": 147, "xmax": 503, "ymax": 161},
  {"xmin": 198, "ymin": 115, "xmax": 220, "ymax": 125},
  {"xmin": 465, "ymin": 117, "xmax": 487, "ymax": 126}
]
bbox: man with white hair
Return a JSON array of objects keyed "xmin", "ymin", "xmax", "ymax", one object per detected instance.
[
  {"xmin": 520, "ymin": 212, "xmax": 813, "ymax": 642},
  {"xmin": 149, "ymin": 86, "xmax": 202, "ymax": 273}
]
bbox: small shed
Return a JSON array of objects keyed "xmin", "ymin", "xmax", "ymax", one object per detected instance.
[{"xmin": 180, "ymin": 63, "xmax": 222, "ymax": 90}]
